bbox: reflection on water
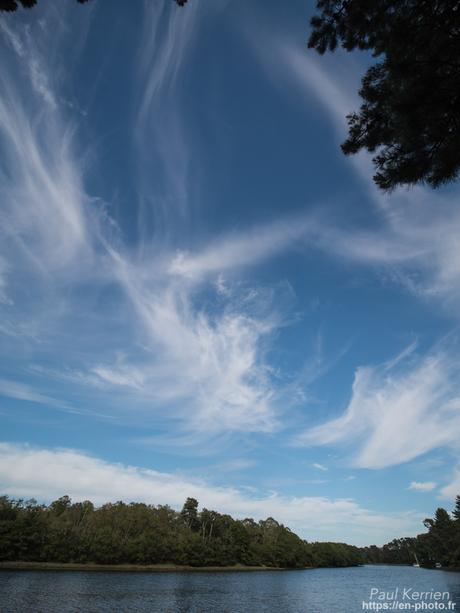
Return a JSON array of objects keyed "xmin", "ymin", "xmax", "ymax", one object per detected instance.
[{"xmin": 0, "ymin": 565, "xmax": 460, "ymax": 613}]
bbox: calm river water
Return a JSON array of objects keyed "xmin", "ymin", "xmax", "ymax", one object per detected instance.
[{"xmin": 0, "ymin": 565, "xmax": 459, "ymax": 612}]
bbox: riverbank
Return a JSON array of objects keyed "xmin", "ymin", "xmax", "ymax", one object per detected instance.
[{"xmin": 0, "ymin": 561, "xmax": 312, "ymax": 573}]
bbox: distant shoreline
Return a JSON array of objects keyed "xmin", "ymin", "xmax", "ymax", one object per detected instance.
[{"xmin": 0, "ymin": 562, "xmax": 313, "ymax": 573}]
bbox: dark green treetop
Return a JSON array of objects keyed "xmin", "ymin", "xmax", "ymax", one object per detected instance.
[
  {"xmin": 309, "ymin": 1, "xmax": 460, "ymax": 191},
  {"xmin": 180, "ymin": 497, "xmax": 200, "ymax": 532}
]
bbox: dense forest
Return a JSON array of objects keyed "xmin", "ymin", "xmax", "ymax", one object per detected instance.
[
  {"xmin": 0, "ymin": 495, "xmax": 363, "ymax": 569},
  {"xmin": 2, "ymin": 494, "xmax": 459, "ymax": 569},
  {"xmin": 361, "ymin": 496, "xmax": 460, "ymax": 569}
]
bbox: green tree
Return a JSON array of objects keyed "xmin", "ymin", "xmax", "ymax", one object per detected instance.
[
  {"xmin": 421, "ymin": 508, "xmax": 454, "ymax": 566},
  {"xmin": 49, "ymin": 495, "xmax": 72, "ymax": 516},
  {"xmin": 0, "ymin": 493, "xmax": 367, "ymax": 569},
  {"xmin": 180, "ymin": 497, "xmax": 200, "ymax": 532},
  {"xmin": 365, "ymin": 501, "xmax": 460, "ymax": 569},
  {"xmin": 452, "ymin": 496, "xmax": 460, "ymax": 566},
  {"xmin": 308, "ymin": 1, "xmax": 460, "ymax": 191},
  {"xmin": 452, "ymin": 496, "xmax": 460, "ymax": 522}
]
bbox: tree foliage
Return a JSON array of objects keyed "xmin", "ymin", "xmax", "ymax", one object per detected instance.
[
  {"xmin": 0, "ymin": 0, "xmax": 186, "ymax": 11},
  {"xmin": 361, "ymin": 495, "xmax": 460, "ymax": 568},
  {"xmin": 308, "ymin": 1, "xmax": 460, "ymax": 191},
  {"xmin": 0, "ymin": 494, "xmax": 363, "ymax": 568}
]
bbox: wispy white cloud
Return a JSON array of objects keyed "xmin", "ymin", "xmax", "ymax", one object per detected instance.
[
  {"xmin": 91, "ymin": 363, "xmax": 146, "ymax": 391},
  {"xmin": 0, "ymin": 442, "xmax": 424, "ymax": 545},
  {"xmin": 134, "ymin": 0, "xmax": 203, "ymax": 230},
  {"xmin": 312, "ymin": 462, "xmax": 328, "ymax": 472},
  {"xmin": 243, "ymin": 22, "xmax": 460, "ymax": 311},
  {"xmin": 265, "ymin": 39, "xmax": 359, "ymax": 136},
  {"xmin": 312, "ymin": 201, "xmax": 460, "ymax": 309},
  {"xmin": 0, "ymin": 257, "xmax": 12, "ymax": 305},
  {"xmin": 0, "ymin": 379, "xmax": 92, "ymax": 416},
  {"xmin": 169, "ymin": 217, "xmax": 314, "ymax": 280},
  {"xmin": 0, "ymin": 98, "xmax": 90, "ymax": 272},
  {"xmin": 242, "ymin": 20, "xmax": 374, "ymax": 188},
  {"xmin": 0, "ymin": 11, "xmax": 289, "ymax": 437},
  {"xmin": 0, "ymin": 379, "xmax": 59, "ymax": 406},
  {"xmin": 0, "ymin": 18, "xmax": 95, "ymax": 287},
  {"xmin": 137, "ymin": 0, "xmax": 201, "ymax": 121},
  {"xmin": 408, "ymin": 481, "xmax": 437, "ymax": 492},
  {"xmin": 0, "ymin": 21, "xmax": 25, "ymax": 58},
  {"xmin": 3, "ymin": 6, "xmax": 459, "ymax": 444},
  {"xmin": 92, "ymin": 246, "xmax": 281, "ymax": 433},
  {"xmin": 3, "ymin": 1, "xmax": 459, "ymax": 482},
  {"xmin": 165, "ymin": 204, "xmax": 460, "ymax": 318},
  {"xmin": 295, "ymin": 341, "xmax": 460, "ymax": 469},
  {"xmin": 440, "ymin": 470, "xmax": 460, "ymax": 500}
]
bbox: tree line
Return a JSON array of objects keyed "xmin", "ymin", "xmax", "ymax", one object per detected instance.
[
  {"xmin": 361, "ymin": 496, "xmax": 460, "ymax": 568},
  {"xmin": 0, "ymin": 495, "xmax": 362, "ymax": 569},
  {"xmin": 6, "ymin": 492, "xmax": 457, "ymax": 569}
]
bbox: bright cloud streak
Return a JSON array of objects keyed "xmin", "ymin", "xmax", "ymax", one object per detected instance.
[
  {"xmin": 135, "ymin": 0, "xmax": 203, "ymax": 227},
  {"xmin": 169, "ymin": 218, "xmax": 314, "ymax": 280},
  {"xmin": 96, "ymin": 249, "xmax": 280, "ymax": 433},
  {"xmin": 0, "ymin": 90, "xmax": 90, "ymax": 273},
  {"xmin": 408, "ymin": 481, "xmax": 437, "ymax": 492},
  {"xmin": 295, "ymin": 342, "xmax": 460, "ymax": 470}
]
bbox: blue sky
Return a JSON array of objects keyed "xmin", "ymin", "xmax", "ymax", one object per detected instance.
[{"xmin": 1, "ymin": 0, "xmax": 460, "ymax": 546}]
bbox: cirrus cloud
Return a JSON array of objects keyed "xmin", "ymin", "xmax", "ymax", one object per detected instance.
[{"xmin": 295, "ymin": 340, "xmax": 460, "ymax": 470}]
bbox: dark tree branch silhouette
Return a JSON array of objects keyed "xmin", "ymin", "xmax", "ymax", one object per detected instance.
[
  {"xmin": 0, "ymin": 0, "xmax": 187, "ymax": 11},
  {"xmin": 309, "ymin": 1, "xmax": 460, "ymax": 191}
]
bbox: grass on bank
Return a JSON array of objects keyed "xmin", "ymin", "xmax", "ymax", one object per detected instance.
[{"xmin": 0, "ymin": 561, "xmax": 313, "ymax": 572}]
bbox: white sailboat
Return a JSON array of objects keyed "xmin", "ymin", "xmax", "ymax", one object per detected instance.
[{"xmin": 413, "ymin": 553, "xmax": 420, "ymax": 568}]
